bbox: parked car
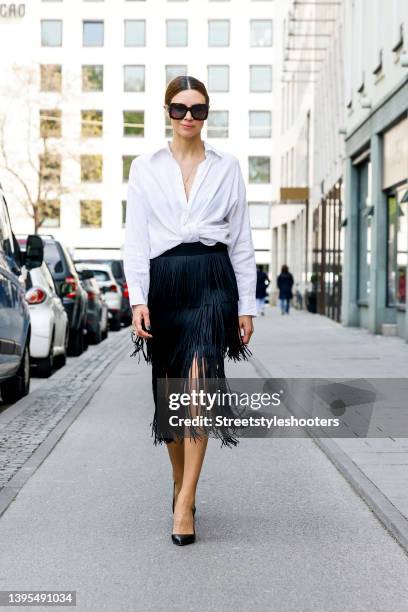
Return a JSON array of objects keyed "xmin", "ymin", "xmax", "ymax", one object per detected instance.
[
  {"xmin": 39, "ymin": 236, "xmax": 88, "ymax": 356},
  {"xmin": 0, "ymin": 186, "xmax": 44, "ymax": 402},
  {"xmin": 75, "ymin": 264, "xmax": 109, "ymax": 344},
  {"xmin": 78, "ymin": 263, "xmax": 122, "ymax": 331},
  {"xmin": 17, "ymin": 237, "xmax": 68, "ymax": 377},
  {"xmin": 75, "ymin": 258, "xmax": 131, "ymax": 326}
]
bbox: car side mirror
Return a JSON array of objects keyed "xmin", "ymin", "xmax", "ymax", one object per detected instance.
[{"xmin": 25, "ymin": 234, "xmax": 44, "ymax": 270}]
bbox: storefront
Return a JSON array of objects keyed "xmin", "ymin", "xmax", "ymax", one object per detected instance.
[
  {"xmin": 312, "ymin": 180, "xmax": 344, "ymax": 322},
  {"xmin": 383, "ymin": 117, "xmax": 408, "ymax": 336}
]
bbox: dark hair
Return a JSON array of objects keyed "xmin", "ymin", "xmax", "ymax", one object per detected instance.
[
  {"xmin": 165, "ymin": 75, "xmax": 210, "ymax": 106},
  {"xmin": 281, "ymin": 265, "xmax": 289, "ymax": 273}
]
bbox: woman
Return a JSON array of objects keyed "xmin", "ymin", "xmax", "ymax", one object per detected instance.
[
  {"xmin": 277, "ymin": 264, "xmax": 294, "ymax": 315},
  {"xmin": 123, "ymin": 76, "xmax": 257, "ymax": 546}
]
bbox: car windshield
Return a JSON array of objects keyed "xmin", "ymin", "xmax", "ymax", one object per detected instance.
[{"xmin": 91, "ymin": 270, "xmax": 110, "ymax": 282}]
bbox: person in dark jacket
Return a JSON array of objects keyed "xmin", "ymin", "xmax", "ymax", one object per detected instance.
[
  {"xmin": 277, "ymin": 265, "xmax": 294, "ymax": 315},
  {"xmin": 256, "ymin": 266, "xmax": 270, "ymax": 316}
]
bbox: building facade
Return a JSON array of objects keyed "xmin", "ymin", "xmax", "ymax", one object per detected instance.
[{"xmin": 0, "ymin": 0, "xmax": 278, "ymax": 266}]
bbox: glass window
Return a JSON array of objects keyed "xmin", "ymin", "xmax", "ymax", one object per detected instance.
[
  {"xmin": 38, "ymin": 200, "xmax": 60, "ymax": 229},
  {"xmin": 208, "ymin": 20, "xmax": 230, "ymax": 46},
  {"xmin": 43, "ymin": 242, "xmax": 63, "ymax": 275},
  {"xmin": 249, "ymin": 111, "xmax": 272, "ymax": 138},
  {"xmin": 41, "ymin": 20, "xmax": 62, "ymax": 46},
  {"xmin": 165, "ymin": 113, "xmax": 172, "ymax": 138},
  {"xmin": 207, "ymin": 65, "xmax": 229, "ymax": 92},
  {"xmin": 357, "ymin": 160, "xmax": 371, "ymax": 301},
  {"xmin": 166, "ymin": 20, "xmax": 188, "ymax": 46},
  {"xmin": 80, "ymin": 201, "xmax": 102, "ymax": 228},
  {"xmin": 166, "ymin": 65, "xmax": 187, "ymax": 84},
  {"xmin": 249, "ymin": 203, "xmax": 271, "ymax": 229},
  {"xmin": 82, "ymin": 65, "xmax": 103, "ymax": 91},
  {"xmin": 122, "ymin": 200, "xmax": 126, "ymax": 227},
  {"xmin": 250, "ymin": 20, "xmax": 273, "ymax": 46},
  {"xmin": 0, "ymin": 196, "xmax": 14, "ymax": 256},
  {"xmin": 207, "ymin": 111, "xmax": 229, "ymax": 138},
  {"xmin": 124, "ymin": 65, "xmax": 145, "ymax": 92},
  {"xmin": 250, "ymin": 65, "xmax": 273, "ymax": 92},
  {"xmin": 39, "ymin": 154, "xmax": 61, "ymax": 183},
  {"xmin": 81, "ymin": 110, "xmax": 103, "ymax": 137},
  {"xmin": 123, "ymin": 111, "xmax": 144, "ymax": 137},
  {"xmin": 124, "ymin": 20, "xmax": 145, "ymax": 46},
  {"xmin": 40, "ymin": 65, "xmax": 62, "ymax": 92},
  {"xmin": 122, "ymin": 156, "xmax": 135, "ymax": 181},
  {"xmin": 40, "ymin": 109, "xmax": 62, "ymax": 138},
  {"xmin": 83, "ymin": 21, "xmax": 104, "ymax": 46},
  {"xmin": 90, "ymin": 269, "xmax": 110, "ymax": 281},
  {"xmin": 249, "ymin": 156, "xmax": 271, "ymax": 183},
  {"xmin": 80, "ymin": 155, "xmax": 103, "ymax": 182},
  {"xmin": 387, "ymin": 186, "xmax": 408, "ymax": 306}
]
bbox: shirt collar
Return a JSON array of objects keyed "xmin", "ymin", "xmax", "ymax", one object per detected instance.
[{"xmin": 149, "ymin": 139, "xmax": 224, "ymax": 160}]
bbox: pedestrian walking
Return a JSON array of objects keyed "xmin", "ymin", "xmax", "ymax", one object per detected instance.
[
  {"xmin": 277, "ymin": 265, "xmax": 294, "ymax": 314},
  {"xmin": 256, "ymin": 266, "xmax": 270, "ymax": 316},
  {"xmin": 123, "ymin": 75, "xmax": 257, "ymax": 546}
]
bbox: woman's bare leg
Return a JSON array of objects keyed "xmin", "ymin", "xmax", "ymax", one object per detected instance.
[
  {"xmin": 173, "ymin": 355, "xmax": 209, "ymax": 535},
  {"xmin": 166, "ymin": 438, "xmax": 184, "ymax": 502}
]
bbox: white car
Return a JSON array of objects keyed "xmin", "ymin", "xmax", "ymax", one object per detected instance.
[
  {"xmin": 25, "ymin": 262, "xmax": 69, "ymax": 377},
  {"xmin": 85, "ymin": 263, "xmax": 122, "ymax": 331}
]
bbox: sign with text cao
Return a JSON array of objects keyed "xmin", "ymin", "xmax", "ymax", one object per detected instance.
[{"xmin": 0, "ymin": 3, "xmax": 26, "ymax": 18}]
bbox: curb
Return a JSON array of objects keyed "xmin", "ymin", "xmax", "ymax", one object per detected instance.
[{"xmin": 250, "ymin": 354, "xmax": 408, "ymax": 556}]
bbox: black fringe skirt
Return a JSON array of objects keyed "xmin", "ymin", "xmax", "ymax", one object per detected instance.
[{"xmin": 131, "ymin": 241, "xmax": 251, "ymax": 448}]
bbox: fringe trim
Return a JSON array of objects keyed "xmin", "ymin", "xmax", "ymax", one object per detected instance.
[{"xmin": 130, "ymin": 245, "xmax": 252, "ymax": 448}]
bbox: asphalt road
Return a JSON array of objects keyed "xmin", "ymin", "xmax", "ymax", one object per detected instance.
[{"xmin": 0, "ymin": 328, "xmax": 408, "ymax": 611}]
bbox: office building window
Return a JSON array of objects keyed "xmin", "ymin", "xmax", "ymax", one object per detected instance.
[
  {"xmin": 81, "ymin": 110, "xmax": 103, "ymax": 137},
  {"xmin": 249, "ymin": 156, "xmax": 271, "ymax": 183},
  {"xmin": 250, "ymin": 20, "xmax": 273, "ymax": 46},
  {"xmin": 124, "ymin": 65, "xmax": 145, "ymax": 92},
  {"xmin": 40, "ymin": 65, "xmax": 62, "ymax": 92},
  {"xmin": 249, "ymin": 203, "xmax": 271, "ymax": 229},
  {"xmin": 80, "ymin": 200, "xmax": 102, "ymax": 228},
  {"xmin": 207, "ymin": 65, "xmax": 229, "ymax": 92},
  {"xmin": 40, "ymin": 109, "xmax": 62, "ymax": 138},
  {"xmin": 166, "ymin": 20, "xmax": 188, "ymax": 46},
  {"xmin": 124, "ymin": 20, "xmax": 145, "ymax": 46},
  {"xmin": 39, "ymin": 154, "xmax": 61, "ymax": 184},
  {"xmin": 122, "ymin": 200, "xmax": 126, "ymax": 227},
  {"xmin": 82, "ymin": 65, "xmax": 103, "ymax": 92},
  {"xmin": 81, "ymin": 155, "xmax": 103, "ymax": 182},
  {"xmin": 123, "ymin": 111, "xmax": 144, "ymax": 136},
  {"xmin": 208, "ymin": 20, "xmax": 230, "ymax": 46},
  {"xmin": 83, "ymin": 21, "xmax": 104, "ymax": 46},
  {"xmin": 249, "ymin": 111, "xmax": 272, "ymax": 138},
  {"xmin": 122, "ymin": 156, "xmax": 135, "ymax": 181},
  {"xmin": 250, "ymin": 65, "xmax": 273, "ymax": 92},
  {"xmin": 207, "ymin": 111, "xmax": 229, "ymax": 138},
  {"xmin": 41, "ymin": 20, "xmax": 62, "ymax": 46},
  {"xmin": 38, "ymin": 200, "xmax": 60, "ymax": 229},
  {"xmin": 166, "ymin": 65, "xmax": 187, "ymax": 84}
]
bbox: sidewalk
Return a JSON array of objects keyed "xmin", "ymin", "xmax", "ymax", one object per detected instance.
[
  {"xmin": 251, "ymin": 305, "xmax": 408, "ymax": 551},
  {"xmin": 0, "ymin": 328, "xmax": 408, "ymax": 611}
]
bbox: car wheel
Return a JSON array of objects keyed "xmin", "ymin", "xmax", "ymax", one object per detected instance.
[
  {"xmin": 110, "ymin": 312, "xmax": 121, "ymax": 332},
  {"xmin": 101, "ymin": 325, "xmax": 108, "ymax": 341},
  {"xmin": 1, "ymin": 341, "xmax": 30, "ymax": 404},
  {"xmin": 88, "ymin": 323, "xmax": 102, "ymax": 345},
  {"xmin": 67, "ymin": 327, "xmax": 84, "ymax": 357},
  {"xmin": 34, "ymin": 330, "xmax": 55, "ymax": 378}
]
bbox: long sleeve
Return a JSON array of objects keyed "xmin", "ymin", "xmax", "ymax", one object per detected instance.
[
  {"xmin": 226, "ymin": 159, "xmax": 257, "ymax": 317},
  {"xmin": 123, "ymin": 160, "xmax": 150, "ymax": 306}
]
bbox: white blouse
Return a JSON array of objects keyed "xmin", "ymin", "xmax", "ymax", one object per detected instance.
[{"xmin": 123, "ymin": 139, "xmax": 257, "ymax": 316}]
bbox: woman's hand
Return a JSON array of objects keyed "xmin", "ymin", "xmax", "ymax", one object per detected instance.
[
  {"xmin": 239, "ymin": 315, "xmax": 254, "ymax": 344},
  {"xmin": 132, "ymin": 304, "xmax": 153, "ymax": 339}
]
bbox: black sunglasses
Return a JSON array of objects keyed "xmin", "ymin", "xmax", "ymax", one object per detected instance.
[{"xmin": 167, "ymin": 102, "xmax": 209, "ymax": 121}]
